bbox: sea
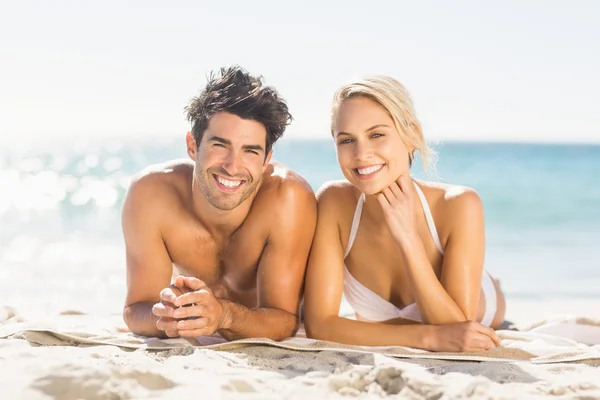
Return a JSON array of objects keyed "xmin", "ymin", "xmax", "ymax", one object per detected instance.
[{"xmin": 1, "ymin": 137, "xmax": 599, "ymax": 318}]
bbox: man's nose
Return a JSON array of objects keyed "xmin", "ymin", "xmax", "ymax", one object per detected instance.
[{"xmin": 222, "ymin": 152, "xmax": 244, "ymax": 176}]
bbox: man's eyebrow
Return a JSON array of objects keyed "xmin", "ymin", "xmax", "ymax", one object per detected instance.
[
  {"xmin": 243, "ymin": 144, "xmax": 264, "ymax": 152},
  {"xmin": 208, "ymin": 136, "xmax": 264, "ymax": 152},
  {"xmin": 208, "ymin": 136, "xmax": 231, "ymax": 145}
]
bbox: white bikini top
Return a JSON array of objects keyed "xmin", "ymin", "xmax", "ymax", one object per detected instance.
[{"xmin": 343, "ymin": 181, "xmax": 443, "ymax": 322}]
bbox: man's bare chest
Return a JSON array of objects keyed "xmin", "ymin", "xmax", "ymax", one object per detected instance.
[{"xmin": 164, "ymin": 223, "xmax": 267, "ymax": 291}]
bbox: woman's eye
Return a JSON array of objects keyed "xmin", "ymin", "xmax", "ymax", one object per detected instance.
[
  {"xmin": 338, "ymin": 138, "xmax": 353, "ymax": 145},
  {"xmin": 371, "ymin": 133, "xmax": 384, "ymax": 139}
]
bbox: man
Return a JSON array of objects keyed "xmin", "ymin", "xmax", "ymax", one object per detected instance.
[{"xmin": 121, "ymin": 65, "xmax": 317, "ymax": 341}]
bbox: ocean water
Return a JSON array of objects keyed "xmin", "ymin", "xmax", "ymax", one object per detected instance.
[{"xmin": 1, "ymin": 138, "xmax": 599, "ymax": 317}]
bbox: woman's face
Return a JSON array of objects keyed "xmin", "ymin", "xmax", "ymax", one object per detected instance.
[{"xmin": 332, "ymin": 96, "xmax": 413, "ymax": 195}]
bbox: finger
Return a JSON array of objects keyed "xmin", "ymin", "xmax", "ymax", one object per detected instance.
[
  {"xmin": 389, "ymin": 180, "xmax": 404, "ymax": 199},
  {"xmin": 477, "ymin": 324, "xmax": 501, "ymax": 346},
  {"xmin": 173, "ymin": 276, "xmax": 186, "ymax": 288},
  {"xmin": 397, "ymin": 175, "xmax": 411, "ymax": 195},
  {"xmin": 183, "ymin": 276, "xmax": 207, "ymax": 291},
  {"xmin": 175, "ymin": 290, "xmax": 210, "ymax": 307},
  {"xmin": 382, "ymin": 187, "xmax": 395, "ymax": 204},
  {"xmin": 178, "ymin": 327, "xmax": 217, "ymax": 338},
  {"xmin": 152, "ymin": 302, "xmax": 175, "ymax": 317},
  {"xmin": 376, "ymin": 193, "xmax": 390, "ymax": 209},
  {"xmin": 176, "ymin": 316, "xmax": 210, "ymax": 331},
  {"xmin": 460, "ymin": 338, "xmax": 493, "ymax": 352},
  {"xmin": 160, "ymin": 287, "xmax": 178, "ymax": 304},
  {"xmin": 475, "ymin": 335, "xmax": 496, "ymax": 351},
  {"xmin": 490, "ymin": 330, "xmax": 501, "ymax": 346},
  {"xmin": 165, "ymin": 329, "xmax": 179, "ymax": 338},
  {"xmin": 172, "ymin": 304, "xmax": 207, "ymax": 319},
  {"xmin": 156, "ymin": 317, "xmax": 178, "ymax": 332}
]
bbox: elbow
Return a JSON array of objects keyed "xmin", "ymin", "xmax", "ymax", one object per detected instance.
[
  {"xmin": 122, "ymin": 304, "xmax": 156, "ymax": 337},
  {"xmin": 304, "ymin": 315, "xmax": 332, "ymax": 341},
  {"xmin": 122, "ymin": 305, "xmax": 133, "ymax": 329},
  {"xmin": 122, "ymin": 305, "xmax": 140, "ymax": 335},
  {"xmin": 276, "ymin": 317, "xmax": 301, "ymax": 342},
  {"xmin": 259, "ymin": 312, "xmax": 301, "ymax": 342}
]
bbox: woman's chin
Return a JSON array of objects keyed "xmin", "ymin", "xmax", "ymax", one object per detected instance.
[{"xmin": 350, "ymin": 180, "xmax": 388, "ymax": 196}]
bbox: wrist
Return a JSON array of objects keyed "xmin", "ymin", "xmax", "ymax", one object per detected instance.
[
  {"xmin": 422, "ymin": 325, "xmax": 441, "ymax": 351},
  {"xmin": 218, "ymin": 299, "xmax": 233, "ymax": 330},
  {"xmin": 395, "ymin": 231, "xmax": 422, "ymax": 251}
]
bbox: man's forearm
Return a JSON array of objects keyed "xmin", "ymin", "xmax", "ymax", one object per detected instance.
[
  {"xmin": 123, "ymin": 301, "xmax": 165, "ymax": 338},
  {"xmin": 217, "ymin": 300, "xmax": 299, "ymax": 341}
]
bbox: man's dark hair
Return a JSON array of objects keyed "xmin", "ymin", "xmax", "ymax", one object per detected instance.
[{"xmin": 184, "ymin": 65, "xmax": 292, "ymax": 155}]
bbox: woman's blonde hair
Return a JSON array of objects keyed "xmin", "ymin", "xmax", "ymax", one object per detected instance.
[{"xmin": 331, "ymin": 75, "xmax": 437, "ymax": 174}]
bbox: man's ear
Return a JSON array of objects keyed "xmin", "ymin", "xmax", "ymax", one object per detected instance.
[
  {"xmin": 186, "ymin": 131, "xmax": 197, "ymax": 160},
  {"xmin": 264, "ymin": 149, "xmax": 273, "ymax": 166}
]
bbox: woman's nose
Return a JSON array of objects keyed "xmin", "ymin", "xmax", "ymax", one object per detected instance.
[{"xmin": 353, "ymin": 140, "xmax": 373, "ymax": 160}]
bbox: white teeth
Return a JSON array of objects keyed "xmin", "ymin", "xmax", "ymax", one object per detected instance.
[
  {"xmin": 216, "ymin": 176, "xmax": 242, "ymax": 188},
  {"xmin": 356, "ymin": 165, "xmax": 383, "ymax": 175}
]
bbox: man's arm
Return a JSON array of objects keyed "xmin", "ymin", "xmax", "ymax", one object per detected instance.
[
  {"xmin": 121, "ymin": 173, "xmax": 175, "ymax": 337},
  {"xmin": 219, "ymin": 180, "xmax": 317, "ymax": 341}
]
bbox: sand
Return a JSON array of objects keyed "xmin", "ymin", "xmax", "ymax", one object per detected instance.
[{"xmin": 2, "ymin": 298, "xmax": 600, "ymax": 400}]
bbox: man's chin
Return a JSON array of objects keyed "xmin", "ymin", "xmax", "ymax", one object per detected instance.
[
  {"xmin": 208, "ymin": 197, "xmax": 242, "ymax": 211},
  {"xmin": 207, "ymin": 190, "xmax": 252, "ymax": 211}
]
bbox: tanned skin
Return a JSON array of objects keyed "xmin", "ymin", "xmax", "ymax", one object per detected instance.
[
  {"xmin": 122, "ymin": 112, "xmax": 317, "ymax": 341},
  {"xmin": 304, "ymin": 96, "xmax": 505, "ymax": 352}
]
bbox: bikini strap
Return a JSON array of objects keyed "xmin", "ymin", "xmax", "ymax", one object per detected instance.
[
  {"xmin": 344, "ymin": 193, "xmax": 365, "ymax": 258},
  {"xmin": 413, "ymin": 182, "xmax": 444, "ymax": 254}
]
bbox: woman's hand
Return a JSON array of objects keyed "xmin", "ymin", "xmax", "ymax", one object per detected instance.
[
  {"xmin": 376, "ymin": 175, "xmax": 419, "ymax": 246},
  {"xmin": 430, "ymin": 321, "xmax": 501, "ymax": 352}
]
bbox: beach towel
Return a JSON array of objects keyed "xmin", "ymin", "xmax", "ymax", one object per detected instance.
[{"xmin": 2, "ymin": 306, "xmax": 599, "ymax": 364}]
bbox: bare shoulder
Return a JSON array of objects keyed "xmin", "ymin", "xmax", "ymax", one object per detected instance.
[
  {"xmin": 256, "ymin": 163, "xmax": 317, "ymax": 244},
  {"xmin": 313, "ymin": 180, "xmax": 361, "ymax": 228},
  {"xmin": 316, "ymin": 180, "xmax": 357, "ymax": 206},
  {"xmin": 416, "ymin": 180, "xmax": 484, "ymax": 223},
  {"xmin": 260, "ymin": 162, "xmax": 316, "ymax": 213},
  {"xmin": 122, "ymin": 159, "xmax": 193, "ymax": 217},
  {"xmin": 444, "ymin": 183, "xmax": 482, "ymax": 214}
]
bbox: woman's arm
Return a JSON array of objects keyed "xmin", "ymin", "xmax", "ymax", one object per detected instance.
[
  {"xmin": 396, "ymin": 186, "xmax": 486, "ymax": 325},
  {"xmin": 303, "ymin": 184, "xmax": 438, "ymax": 348},
  {"xmin": 303, "ymin": 184, "xmax": 498, "ymax": 351}
]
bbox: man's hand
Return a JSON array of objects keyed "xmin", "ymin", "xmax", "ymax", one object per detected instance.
[
  {"xmin": 168, "ymin": 276, "xmax": 229, "ymax": 337},
  {"xmin": 151, "ymin": 280, "xmax": 192, "ymax": 338},
  {"xmin": 432, "ymin": 321, "xmax": 501, "ymax": 352}
]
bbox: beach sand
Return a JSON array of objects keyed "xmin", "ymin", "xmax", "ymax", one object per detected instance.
[{"xmin": 2, "ymin": 298, "xmax": 600, "ymax": 400}]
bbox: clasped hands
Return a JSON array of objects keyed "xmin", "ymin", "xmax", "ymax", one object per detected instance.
[{"xmin": 152, "ymin": 276, "xmax": 228, "ymax": 338}]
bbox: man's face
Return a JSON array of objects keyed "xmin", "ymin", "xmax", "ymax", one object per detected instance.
[{"xmin": 187, "ymin": 112, "xmax": 272, "ymax": 211}]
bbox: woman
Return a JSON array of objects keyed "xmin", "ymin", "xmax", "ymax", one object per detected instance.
[{"xmin": 304, "ymin": 75, "xmax": 506, "ymax": 352}]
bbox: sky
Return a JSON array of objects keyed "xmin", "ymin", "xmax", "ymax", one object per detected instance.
[{"xmin": 1, "ymin": 0, "xmax": 599, "ymax": 147}]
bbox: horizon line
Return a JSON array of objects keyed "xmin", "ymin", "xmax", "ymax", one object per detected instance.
[{"xmin": 1, "ymin": 134, "xmax": 600, "ymax": 152}]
